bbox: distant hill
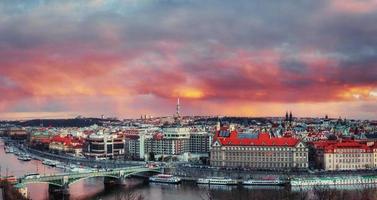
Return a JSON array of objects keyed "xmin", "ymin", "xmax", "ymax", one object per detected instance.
[
  {"xmin": 5, "ymin": 118, "xmax": 120, "ymax": 127},
  {"xmin": 194, "ymin": 117, "xmax": 273, "ymax": 126}
]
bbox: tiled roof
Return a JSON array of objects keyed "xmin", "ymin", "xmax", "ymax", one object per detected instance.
[
  {"xmin": 50, "ymin": 135, "xmax": 82, "ymax": 147},
  {"xmin": 313, "ymin": 140, "xmax": 374, "ymax": 153},
  {"xmin": 214, "ymin": 130, "xmax": 300, "ymax": 147},
  {"xmin": 39, "ymin": 138, "xmax": 51, "ymax": 144}
]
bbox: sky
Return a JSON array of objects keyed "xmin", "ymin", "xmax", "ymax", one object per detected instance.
[{"xmin": 0, "ymin": 0, "xmax": 377, "ymax": 120}]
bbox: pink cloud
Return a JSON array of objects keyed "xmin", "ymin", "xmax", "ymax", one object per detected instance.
[{"xmin": 330, "ymin": 0, "xmax": 377, "ymax": 14}]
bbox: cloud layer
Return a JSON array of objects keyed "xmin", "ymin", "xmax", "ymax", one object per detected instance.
[{"xmin": 0, "ymin": 0, "xmax": 376, "ymax": 119}]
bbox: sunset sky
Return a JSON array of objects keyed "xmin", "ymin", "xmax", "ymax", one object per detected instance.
[{"xmin": 0, "ymin": 0, "xmax": 377, "ymax": 120}]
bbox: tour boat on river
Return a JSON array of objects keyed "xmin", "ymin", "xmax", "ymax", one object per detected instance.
[
  {"xmin": 42, "ymin": 159, "xmax": 59, "ymax": 167},
  {"xmin": 18, "ymin": 154, "xmax": 32, "ymax": 161},
  {"xmin": 242, "ymin": 176, "xmax": 286, "ymax": 186},
  {"xmin": 291, "ymin": 175, "xmax": 377, "ymax": 187},
  {"xmin": 197, "ymin": 177, "xmax": 238, "ymax": 185},
  {"xmin": 0, "ymin": 175, "xmax": 17, "ymax": 184},
  {"xmin": 149, "ymin": 174, "xmax": 181, "ymax": 184},
  {"xmin": 4, "ymin": 146, "xmax": 13, "ymax": 153}
]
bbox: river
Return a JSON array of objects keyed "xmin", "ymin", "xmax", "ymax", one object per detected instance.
[{"xmin": 1, "ymin": 139, "xmax": 377, "ymax": 200}]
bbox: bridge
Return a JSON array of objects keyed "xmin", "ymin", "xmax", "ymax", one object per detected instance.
[{"xmin": 15, "ymin": 166, "xmax": 162, "ymax": 198}]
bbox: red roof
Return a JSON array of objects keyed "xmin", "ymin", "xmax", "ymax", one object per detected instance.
[
  {"xmin": 215, "ymin": 130, "xmax": 300, "ymax": 147},
  {"xmin": 312, "ymin": 140, "xmax": 374, "ymax": 153},
  {"xmin": 39, "ymin": 138, "xmax": 51, "ymax": 144},
  {"xmin": 311, "ymin": 140, "xmax": 338, "ymax": 149},
  {"xmin": 50, "ymin": 135, "xmax": 83, "ymax": 147}
]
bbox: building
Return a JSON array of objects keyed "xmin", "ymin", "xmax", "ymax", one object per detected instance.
[
  {"xmin": 312, "ymin": 140, "xmax": 375, "ymax": 171},
  {"xmin": 143, "ymin": 127, "xmax": 190, "ymax": 159},
  {"xmin": 189, "ymin": 131, "xmax": 212, "ymax": 154},
  {"xmin": 124, "ymin": 132, "xmax": 144, "ymax": 160},
  {"xmin": 125, "ymin": 127, "xmax": 212, "ymax": 159},
  {"xmin": 5, "ymin": 128, "xmax": 28, "ymax": 140},
  {"xmin": 83, "ymin": 133, "xmax": 125, "ymax": 159},
  {"xmin": 210, "ymin": 128, "xmax": 308, "ymax": 170},
  {"xmin": 49, "ymin": 135, "xmax": 83, "ymax": 155}
]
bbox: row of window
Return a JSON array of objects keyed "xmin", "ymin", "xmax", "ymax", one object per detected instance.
[
  {"xmin": 211, "ymin": 160, "xmax": 308, "ymax": 168},
  {"xmin": 328, "ymin": 164, "xmax": 372, "ymax": 170},
  {"xmin": 329, "ymin": 159, "xmax": 372, "ymax": 163},
  {"xmin": 225, "ymin": 146, "xmax": 295, "ymax": 151},
  {"xmin": 335, "ymin": 149, "xmax": 368, "ymax": 153},
  {"xmin": 225, "ymin": 157, "xmax": 293, "ymax": 162},
  {"xmin": 224, "ymin": 152, "xmax": 293, "ymax": 157},
  {"xmin": 330, "ymin": 153, "xmax": 373, "ymax": 158}
]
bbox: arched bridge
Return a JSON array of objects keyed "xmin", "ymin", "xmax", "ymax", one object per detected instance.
[{"xmin": 17, "ymin": 166, "xmax": 162, "ymax": 188}]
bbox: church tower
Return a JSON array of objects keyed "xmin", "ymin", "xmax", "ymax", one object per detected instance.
[{"xmin": 285, "ymin": 111, "xmax": 289, "ymax": 122}]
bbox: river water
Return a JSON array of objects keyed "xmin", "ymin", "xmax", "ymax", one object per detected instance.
[{"xmin": 1, "ymin": 139, "xmax": 377, "ymax": 200}]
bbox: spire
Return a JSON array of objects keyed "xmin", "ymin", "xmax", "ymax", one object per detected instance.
[
  {"xmin": 289, "ymin": 111, "xmax": 293, "ymax": 122},
  {"xmin": 285, "ymin": 111, "xmax": 289, "ymax": 121},
  {"xmin": 176, "ymin": 97, "xmax": 180, "ymax": 117}
]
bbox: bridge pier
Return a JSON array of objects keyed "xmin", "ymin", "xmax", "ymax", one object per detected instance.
[
  {"xmin": 48, "ymin": 184, "xmax": 69, "ymax": 200},
  {"xmin": 104, "ymin": 177, "xmax": 122, "ymax": 189}
]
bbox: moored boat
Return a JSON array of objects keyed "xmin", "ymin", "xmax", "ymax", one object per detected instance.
[
  {"xmin": 242, "ymin": 176, "xmax": 285, "ymax": 186},
  {"xmin": 18, "ymin": 155, "xmax": 32, "ymax": 161},
  {"xmin": 5, "ymin": 147, "xmax": 14, "ymax": 153},
  {"xmin": 70, "ymin": 166, "xmax": 94, "ymax": 173},
  {"xmin": 0, "ymin": 175, "xmax": 18, "ymax": 184},
  {"xmin": 290, "ymin": 175, "xmax": 377, "ymax": 187},
  {"xmin": 42, "ymin": 159, "xmax": 59, "ymax": 167},
  {"xmin": 197, "ymin": 177, "xmax": 238, "ymax": 185},
  {"xmin": 149, "ymin": 174, "xmax": 181, "ymax": 184},
  {"xmin": 4, "ymin": 147, "xmax": 11, "ymax": 153}
]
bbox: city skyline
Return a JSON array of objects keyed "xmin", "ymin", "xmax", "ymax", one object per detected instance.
[{"xmin": 1, "ymin": 0, "xmax": 377, "ymax": 120}]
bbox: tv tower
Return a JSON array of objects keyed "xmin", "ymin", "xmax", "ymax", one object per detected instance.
[{"xmin": 176, "ymin": 97, "xmax": 180, "ymax": 118}]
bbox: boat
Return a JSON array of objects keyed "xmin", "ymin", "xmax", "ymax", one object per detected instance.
[
  {"xmin": 5, "ymin": 147, "xmax": 14, "ymax": 153},
  {"xmin": 0, "ymin": 175, "xmax": 18, "ymax": 184},
  {"xmin": 290, "ymin": 175, "xmax": 377, "ymax": 187},
  {"xmin": 14, "ymin": 150, "xmax": 22, "ymax": 156},
  {"xmin": 55, "ymin": 163, "xmax": 67, "ymax": 169},
  {"xmin": 18, "ymin": 155, "xmax": 32, "ymax": 161},
  {"xmin": 149, "ymin": 174, "xmax": 181, "ymax": 184},
  {"xmin": 23, "ymin": 173, "xmax": 40, "ymax": 179},
  {"xmin": 197, "ymin": 177, "xmax": 238, "ymax": 185},
  {"xmin": 70, "ymin": 167, "xmax": 94, "ymax": 173},
  {"xmin": 4, "ymin": 147, "xmax": 11, "ymax": 153},
  {"xmin": 242, "ymin": 176, "xmax": 286, "ymax": 186},
  {"xmin": 42, "ymin": 159, "xmax": 59, "ymax": 167}
]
